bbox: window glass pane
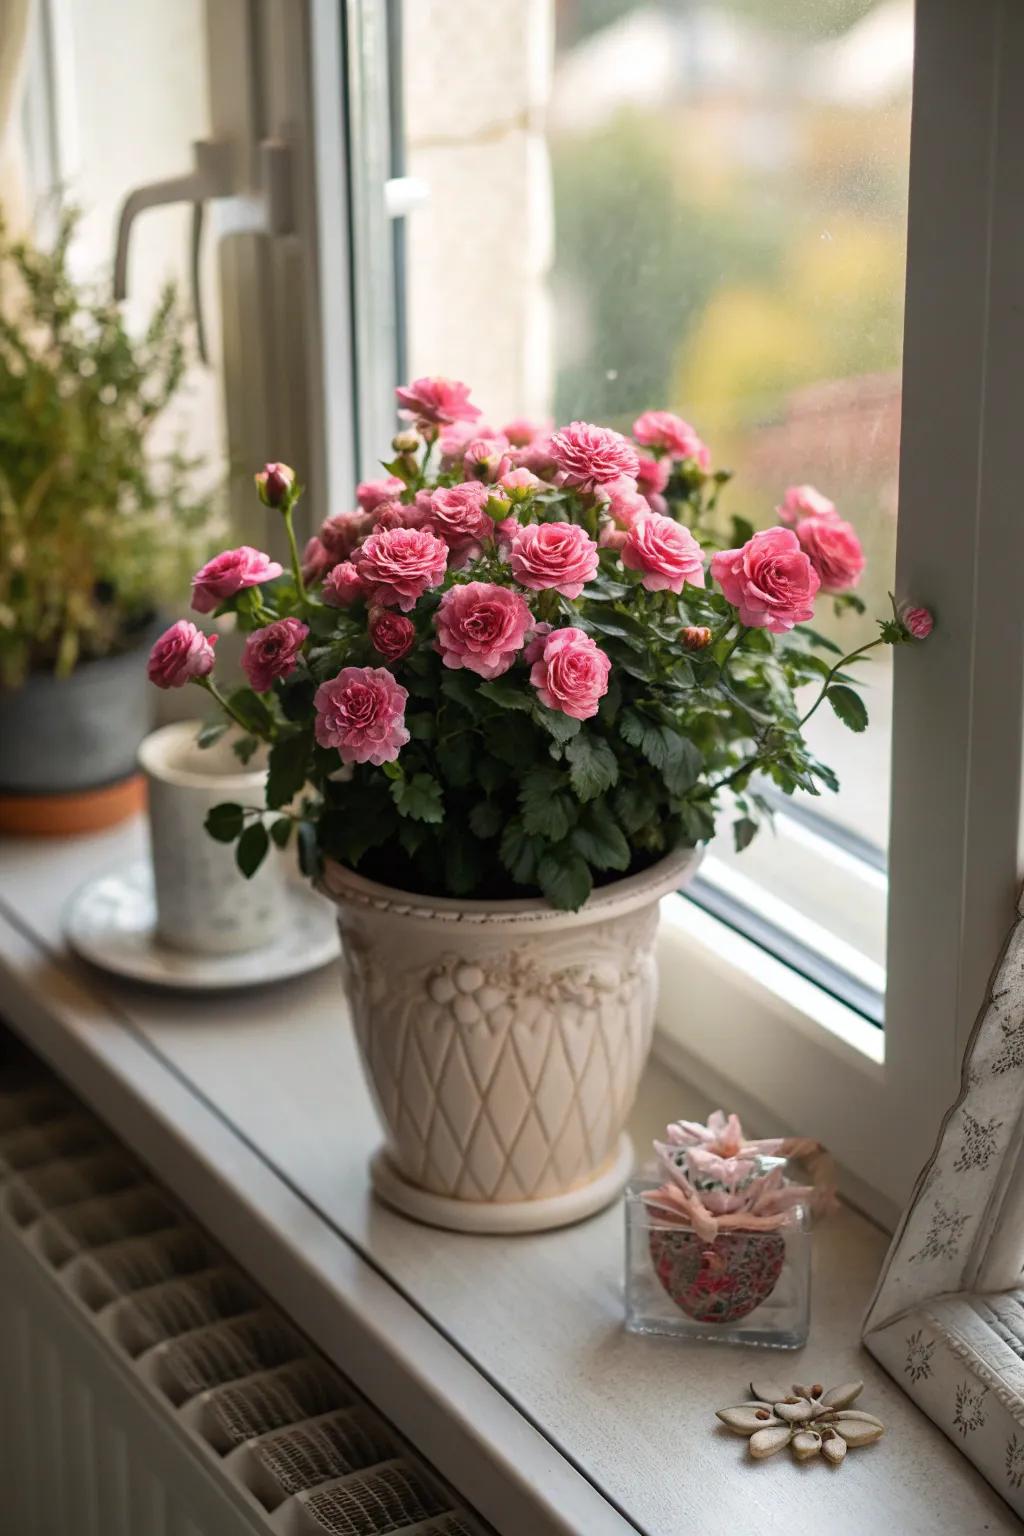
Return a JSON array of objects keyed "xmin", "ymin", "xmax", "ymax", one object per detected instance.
[{"xmin": 397, "ymin": 0, "xmax": 911, "ymax": 992}]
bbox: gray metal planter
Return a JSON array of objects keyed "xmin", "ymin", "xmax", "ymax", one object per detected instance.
[{"xmin": 0, "ymin": 640, "xmax": 155, "ymax": 794}]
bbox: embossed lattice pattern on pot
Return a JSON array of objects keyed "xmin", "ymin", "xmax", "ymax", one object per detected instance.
[
  {"xmin": 341, "ymin": 903, "xmax": 659, "ymax": 1200},
  {"xmin": 0, "ymin": 1041, "xmax": 486, "ymax": 1535}
]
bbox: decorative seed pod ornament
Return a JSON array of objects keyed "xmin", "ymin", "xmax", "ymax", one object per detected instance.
[{"xmin": 716, "ymin": 1380, "xmax": 884, "ymax": 1465}]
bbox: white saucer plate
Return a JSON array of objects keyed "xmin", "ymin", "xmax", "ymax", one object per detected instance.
[{"xmin": 64, "ymin": 862, "xmax": 341, "ymax": 992}]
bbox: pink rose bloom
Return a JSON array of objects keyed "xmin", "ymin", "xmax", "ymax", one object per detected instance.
[
  {"xmin": 438, "ymin": 422, "xmax": 498, "ymax": 469},
  {"xmin": 190, "ymin": 546, "xmax": 283, "ymax": 614},
  {"xmin": 795, "ymin": 515, "xmax": 864, "ymax": 594},
  {"xmin": 902, "ymin": 604, "xmax": 934, "ymax": 640},
  {"xmin": 530, "ymin": 627, "xmax": 611, "ymax": 720},
  {"xmin": 776, "ymin": 483, "xmax": 837, "ymax": 526},
  {"xmin": 599, "ymin": 525, "xmax": 628, "ymax": 552},
  {"xmin": 354, "ymin": 526, "xmax": 448, "ymax": 611},
  {"xmin": 510, "ymin": 435, "xmax": 559, "ymax": 479},
  {"xmin": 147, "ymin": 621, "xmax": 217, "ymax": 688},
  {"xmin": 356, "ymin": 475, "xmax": 405, "ymax": 513},
  {"xmin": 500, "ymin": 466, "xmax": 541, "ymax": 496},
  {"xmin": 241, "ymin": 617, "xmax": 309, "ymax": 693},
  {"xmin": 301, "ymin": 536, "xmax": 333, "ymax": 584},
  {"xmin": 632, "ymin": 410, "xmax": 710, "ymax": 468},
  {"xmin": 395, "ymin": 375, "xmax": 480, "ymax": 427},
  {"xmin": 321, "ymin": 510, "xmax": 371, "ymax": 562},
  {"xmin": 254, "ymin": 461, "xmax": 295, "ymax": 508},
  {"xmin": 463, "ymin": 436, "xmax": 511, "ymax": 483},
  {"xmin": 550, "ymin": 421, "xmax": 640, "ymax": 491},
  {"xmin": 523, "ymin": 622, "xmax": 553, "ymax": 665},
  {"xmin": 322, "ymin": 561, "xmax": 365, "ymax": 607},
  {"xmin": 435, "ymin": 582, "xmax": 532, "ymax": 679},
  {"xmin": 429, "ymin": 482, "xmax": 492, "ymax": 554},
  {"xmin": 502, "ymin": 416, "xmax": 551, "ymax": 448},
  {"xmin": 601, "ymin": 479, "xmax": 649, "ymax": 529},
  {"xmin": 314, "ymin": 666, "xmax": 410, "ymax": 766},
  {"xmin": 711, "ymin": 526, "xmax": 820, "ymax": 632},
  {"xmin": 369, "ymin": 609, "xmax": 416, "ymax": 662},
  {"xmin": 493, "ymin": 514, "xmax": 519, "ymax": 550},
  {"xmin": 621, "ymin": 514, "xmax": 706, "ymax": 594},
  {"xmin": 635, "ymin": 453, "xmax": 670, "ymax": 514},
  {"xmin": 508, "ymin": 521, "xmax": 599, "ymax": 599}
]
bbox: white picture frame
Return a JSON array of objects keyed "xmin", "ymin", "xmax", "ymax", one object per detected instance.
[{"xmin": 863, "ymin": 891, "xmax": 1024, "ymax": 1514}]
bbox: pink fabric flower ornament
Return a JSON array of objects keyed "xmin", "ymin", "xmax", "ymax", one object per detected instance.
[
  {"xmin": 621, "ymin": 514, "xmax": 706, "ymax": 594},
  {"xmin": 508, "ymin": 521, "xmax": 599, "ymax": 599},
  {"xmin": 776, "ymin": 483, "xmax": 837, "ymax": 526},
  {"xmin": 354, "ymin": 526, "xmax": 448, "ymax": 611},
  {"xmin": 190, "ymin": 547, "xmax": 283, "ymax": 614},
  {"xmin": 395, "ymin": 376, "xmax": 480, "ymax": 427},
  {"xmin": 369, "ymin": 609, "xmax": 416, "ymax": 662},
  {"xmin": 902, "ymin": 604, "xmax": 934, "ymax": 639},
  {"xmin": 356, "ymin": 475, "xmax": 405, "ymax": 513},
  {"xmin": 429, "ymin": 482, "xmax": 493, "ymax": 554},
  {"xmin": 795, "ymin": 515, "xmax": 864, "ymax": 594},
  {"xmin": 322, "ymin": 561, "xmax": 365, "ymax": 607},
  {"xmin": 550, "ymin": 421, "xmax": 640, "ymax": 491},
  {"xmin": 711, "ymin": 526, "xmax": 820, "ymax": 633},
  {"xmin": 529, "ymin": 627, "xmax": 611, "ymax": 720},
  {"xmin": 314, "ymin": 666, "xmax": 410, "ymax": 766},
  {"xmin": 240, "ymin": 617, "xmax": 309, "ymax": 693},
  {"xmin": 147, "ymin": 621, "xmax": 217, "ymax": 688},
  {"xmin": 632, "ymin": 410, "xmax": 710, "ymax": 467},
  {"xmin": 435, "ymin": 582, "xmax": 532, "ymax": 679}
]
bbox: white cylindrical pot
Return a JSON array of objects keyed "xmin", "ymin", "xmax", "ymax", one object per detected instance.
[
  {"xmin": 320, "ymin": 844, "xmax": 702, "ymax": 1233},
  {"xmin": 139, "ymin": 721, "xmax": 286, "ymax": 955}
]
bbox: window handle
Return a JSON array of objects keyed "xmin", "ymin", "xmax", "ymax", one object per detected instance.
[
  {"xmin": 384, "ymin": 176, "xmax": 430, "ymax": 219},
  {"xmin": 113, "ymin": 138, "xmax": 294, "ymax": 363}
]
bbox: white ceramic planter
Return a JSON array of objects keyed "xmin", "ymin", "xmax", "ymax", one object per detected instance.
[{"xmin": 320, "ymin": 844, "xmax": 702, "ymax": 1233}]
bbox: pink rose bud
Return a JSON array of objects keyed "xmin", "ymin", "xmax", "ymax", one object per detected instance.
[
  {"xmin": 147, "ymin": 621, "xmax": 217, "ymax": 689},
  {"xmin": 369, "ymin": 609, "xmax": 416, "ymax": 663},
  {"xmin": 321, "ymin": 510, "xmax": 371, "ymax": 562},
  {"xmin": 776, "ymin": 484, "xmax": 838, "ymax": 526},
  {"xmin": 435, "ymin": 582, "xmax": 532, "ymax": 679},
  {"xmin": 356, "ymin": 475, "xmax": 405, "ymax": 513},
  {"xmin": 711, "ymin": 527, "xmax": 820, "ymax": 633},
  {"xmin": 501, "ymin": 416, "xmax": 551, "ymax": 448},
  {"xmin": 499, "ymin": 466, "xmax": 542, "ymax": 501},
  {"xmin": 632, "ymin": 410, "xmax": 710, "ymax": 468},
  {"xmin": 391, "ymin": 432, "xmax": 420, "ymax": 454},
  {"xmin": 680, "ymin": 625, "xmax": 712, "ymax": 651},
  {"xmin": 902, "ymin": 605, "xmax": 934, "ymax": 640},
  {"xmin": 322, "ymin": 561, "xmax": 365, "ymax": 608},
  {"xmin": 529, "ymin": 627, "xmax": 611, "ymax": 721},
  {"xmin": 241, "ymin": 617, "xmax": 309, "ymax": 693},
  {"xmin": 314, "ymin": 666, "xmax": 410, "ymax": 766},
  {"xmin": 301, "ymin": 536, "xmax": 333, "ymax": 585},
  {"xmin": 190, "ymin": 546, "xmax": 284, "ymax": 614},
  {"xmin": 254, "ymin": 461, "xmax": 295, "ymax": 508}
]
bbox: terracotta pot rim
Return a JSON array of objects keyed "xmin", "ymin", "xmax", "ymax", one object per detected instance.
[{"xmin": 319, "ymin": 841, "xmax": 702, "ymax": 927}]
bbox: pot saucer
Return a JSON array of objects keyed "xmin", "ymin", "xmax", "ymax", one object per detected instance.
[{"xmin": 64, "ymin": 861, "xmax": 340, "ymax": 992}]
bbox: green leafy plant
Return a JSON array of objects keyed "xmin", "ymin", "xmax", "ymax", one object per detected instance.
[
  {"xmin": 0, "ymin": 208, "xmax": 216, "ymax": 685},
  {"xmin": 149, "ymin": 379, "xmax": 932, "ymax": 910}
]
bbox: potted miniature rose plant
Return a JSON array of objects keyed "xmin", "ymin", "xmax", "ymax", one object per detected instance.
[{"xmin": 149, "ymin": 375, "xmax": 931, "ymax": 1233}]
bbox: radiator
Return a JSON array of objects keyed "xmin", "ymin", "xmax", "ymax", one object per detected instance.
[{"xmin": 0, "ymin": 1044, "xmax": 483, "ymax": 1536}]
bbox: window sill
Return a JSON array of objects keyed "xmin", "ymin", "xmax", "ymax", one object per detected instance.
[{"xmin": 0, "ymin": 820, "xmax": 1014, "ymax": 1536}]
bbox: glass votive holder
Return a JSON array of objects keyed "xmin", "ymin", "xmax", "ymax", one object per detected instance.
[{"xmin": 624, "ymin": 1175, "xmax": 811, "ymax": 1348}]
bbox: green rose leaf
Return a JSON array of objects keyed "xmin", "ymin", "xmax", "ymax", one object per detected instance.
[
  {"xmin": 827, "ymin": 684, "xmax": 869, "ymax": 733},
  {"xmin": 519, "ymin": 765, "xmax": 576, "ymax": 841},
  {"xmin": 537, "ymin": 844, "xmax": 593, "ymax": 912},
  {"xmin": 468, "ymin": 800, "xmax": 503, "ymax": 839},
  {"xmin": 499, "ymin": 818, "xmax": 541, "ymax": 885},
  {"xmin": 478, "ymin": 679, "xmax": 535, "ymax": 712},
  {"xmin": 571, "ymin": 803, "xmax": 630, "ymax": 872},
  {"xmin": 565, "ymin": 732, "xmax": 619, "ymax": 802},
  {"xmin": 733, "ymin": 816, "xmax": 758, "ymax": 853},
  {"xmin": 196, "ymin": 720, "xmax": 229, "ymax": 750},
  {"xmin": 533, "ymin": 704, "xmax": 582, "ymax": 744},
  {"xmin": 619, "ymin": 708, "xmax": 702, "ymax": 794},
  {"xmin": 391, "ymin": 772, "xmax": 444, "ymax": 823},
  {"xmin": 205, "ymin": 802, "xmax": 245, "ymax": 843},
  {"xmin": 236, "ymin": 820, "xmax": 269, "ymax": 879},
  {"xmin": 614, "ymin": 779, "xmax": 657, "ymax": 835},
  {"xmin": 266, "ymin": 731, "xmax": 312, "ymax": 809},
  {"xmin": 226, "ymin": 686, "xmax": 275, "ymax": 735},
  {"xmin": 297, "ymin": 821, "xmax": 320, "ymax": 877}
]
